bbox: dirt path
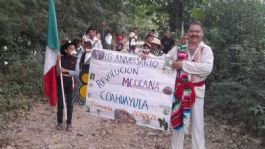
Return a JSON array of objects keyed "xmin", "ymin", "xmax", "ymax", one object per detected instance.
[{"xmin": 0, "ymin": 101, "xmax": 263, "ymax": 149}]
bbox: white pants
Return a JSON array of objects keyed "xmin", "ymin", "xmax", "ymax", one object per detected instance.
[{"xmin": 171, "ymin": 96, "xmax": 205, "ymax": 149}]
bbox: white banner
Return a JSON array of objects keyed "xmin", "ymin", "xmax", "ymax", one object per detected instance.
[{"xmin": 86, "ymin": 49, "xmax": 176, "ymax": 131}]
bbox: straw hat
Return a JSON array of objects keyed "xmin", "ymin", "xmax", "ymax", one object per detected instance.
[{"xmin": 151, "ymin": 38, "xmax": 161, "ymax": 46}]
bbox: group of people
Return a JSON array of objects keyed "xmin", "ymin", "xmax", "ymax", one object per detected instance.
[{"xmin": 55, "ymin": 20, "xmax": 214, "ymax": 149}]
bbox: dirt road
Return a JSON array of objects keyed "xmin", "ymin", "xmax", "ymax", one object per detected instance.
[{"xmin": 0, "ymin": 101, "xmax": 263, "ymax": 149}]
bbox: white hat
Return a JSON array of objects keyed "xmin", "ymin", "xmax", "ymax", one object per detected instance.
[{"xmin": 151, "ymin": 38, "xmax": 161, "ymax": 46}]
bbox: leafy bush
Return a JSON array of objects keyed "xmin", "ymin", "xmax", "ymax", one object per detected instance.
[
  {"xmin": 206, "ymin": 45, "xmax": 265, "ymax": 136},
  {"xmin": 201, "ymin": 1, "xmax": 265, "ymax": 137},
  {"xmin": 0, "ymin": 50, "xmax": 42, "ymax": 114},
  {"xmin": 8, "ymin": 51, "xmax": 44, "ymax": 96}
]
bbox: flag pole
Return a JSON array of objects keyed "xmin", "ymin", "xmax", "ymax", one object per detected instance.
[{"xmin": 58, "ymin": 53, "xmax": 67, "ymax": 120}]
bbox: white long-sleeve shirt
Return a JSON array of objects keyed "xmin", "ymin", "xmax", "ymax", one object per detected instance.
[
  {"xmin": 166, "ymin": 41, "xmax": 214, "ymax": 98},
  {"xmin": 82, "ymin": 35, "xmax": 103, "ymax": 49}
]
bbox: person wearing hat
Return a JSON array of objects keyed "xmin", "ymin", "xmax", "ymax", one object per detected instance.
[
  {"xmin": 60, "ymin": 37, "xmax": 70, "ymax": 46},
  {"xmin": 56, "ymin": 41, "xmax": 77, "ymax": 131},
  {"xmin": 150, "ymin": 38, "xmax": 164, "ymax": 57},
  {"xmin": 59, "ymin": 41, "xmax": 93, "ymax": 106},
  {"xmin": 60, "ymin": 41, "xmax": 93, "ymax": 77},
  {"xmin": 139, "ymin": 43, "xmax": 152, "ymax": 58}
]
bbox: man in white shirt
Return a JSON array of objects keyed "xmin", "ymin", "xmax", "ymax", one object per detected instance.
[
  {"xmin": 167, "ymin": 20, "xmax": 214, "ymax": 149},
  {"xmin": 129, "ymin": 27, "xmax": 138, "ymax": 53},
  {"xmin": 82, "ymin": 26, "xmax": 103, "ymax": 49}
]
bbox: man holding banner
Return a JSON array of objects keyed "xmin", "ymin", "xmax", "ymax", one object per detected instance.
[{"xmin": 167, "ymin": 20, "xmax": 214, "ymax": 149}]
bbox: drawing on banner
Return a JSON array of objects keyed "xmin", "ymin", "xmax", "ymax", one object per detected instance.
[
  {"xmin": 114, "ymin": 109, "xmax": 136, "ymax": 124},
  {"xmin": 158, "ymin": 118, "xmax": 169, "ymax": 130},
  {"xmin": 79, "ymin": 65, "xmax": 89, "ymax": 98},
  {"xmin": 163, "ymin": 86, "xmax": 173, "ymax": 95},
  {"xmin": 142, "ymin": 118, "xmax": 151, "ymax": 125},
  {"xmin": 92, "ymin": 50, "xmax": 105, "ymax": 60},
  {"xmin": 86, "ymin": 49, "xmax": 176, "ymax": 131}
]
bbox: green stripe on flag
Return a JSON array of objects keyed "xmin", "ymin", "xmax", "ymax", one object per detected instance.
[{"xmin": 47, "ymin": 0, "xmax": 59, "ymax": 50}]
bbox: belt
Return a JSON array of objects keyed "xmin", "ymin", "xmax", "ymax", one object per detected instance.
[
  {"xmin": 171, "ymin": 80, "xmax": 205, "ymax": 128},
  {"xmin": 175, "ymin": 79, "xmax": 205, "ymax": 107}
]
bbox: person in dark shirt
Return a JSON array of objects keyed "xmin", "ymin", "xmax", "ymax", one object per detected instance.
[
  {"xmin": 56, "ymin": 41, "xmax": 77, "ymax": 131},
  {"xmin": 161, "ymin": 30, "xmax": 175, "ymax": 54},
  {"xmin": 60, "ymin": 41, "xmax": 93, "ymax": 77}
]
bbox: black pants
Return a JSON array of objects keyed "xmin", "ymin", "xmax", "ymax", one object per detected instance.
[
  {"xmin": 57, "ymin": 86, "xmax": 73, "ymax": 125},
  {"xmin": 129, "ymin": 45, "xmax": 136, "ymax": 53}
]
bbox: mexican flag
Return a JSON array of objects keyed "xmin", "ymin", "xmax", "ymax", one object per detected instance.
[{"xmin": 43, "ymin": 0, "xmax": 60, "ymax": 106}]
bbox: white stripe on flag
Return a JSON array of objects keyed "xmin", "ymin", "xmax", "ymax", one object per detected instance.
[{"xmin": 44, "ymin": 46, "xmax": 58, "ymax": 75}]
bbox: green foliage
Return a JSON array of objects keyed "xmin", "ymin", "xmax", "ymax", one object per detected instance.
[
  {"xmin": 0, "ymin": 93, "xmax": 33, "ymax": 114},
  {"xmin": 206, "ymin": 44, "xmax": 265, "ymax": 135},
  {"xmin": 190, "ymin": 8, "xmax": 205, "ymax": 20},
  {"xmin": 0, "ymin": 0, "xmax": 169, "ymax": 115},
  {"xmin": 125, "ymin": 2, "xmax": 169, "ymax": 36},
  {"xmin": 0, "ymin": 50, "xmax": 42, "ymax": 114},
  {"xmin": 0, "ymin": 0, "xmax": 46, "ymax": 113},
  {"xmin": 8, "ymin": 52, "xmax": 43, "ymax": 95},
  {"xmin": 0, "ymin": 0, "xmax": 265, "ymax": 137},
  {"xmin": 201, "ymin": 0, "xmax": 265, "ymax": 136}
]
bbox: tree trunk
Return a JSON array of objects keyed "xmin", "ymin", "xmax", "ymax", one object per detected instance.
[{"xmin": 168, "ymin": 0, "xmax": 183, "ymax": 33}]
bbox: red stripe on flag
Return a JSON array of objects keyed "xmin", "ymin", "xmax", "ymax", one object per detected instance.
[{"xmin": 44, "ymin": 66, "xmax": 58, "ymax": 106}]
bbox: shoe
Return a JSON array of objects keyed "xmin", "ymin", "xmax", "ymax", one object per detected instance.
[
  {"xmin": 56, "ymin": 123, "xmax": 63, "ymax": 130},
  {"xmin": 66, "ymin": 124, "xmax": 72, "ymax": 131}
]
